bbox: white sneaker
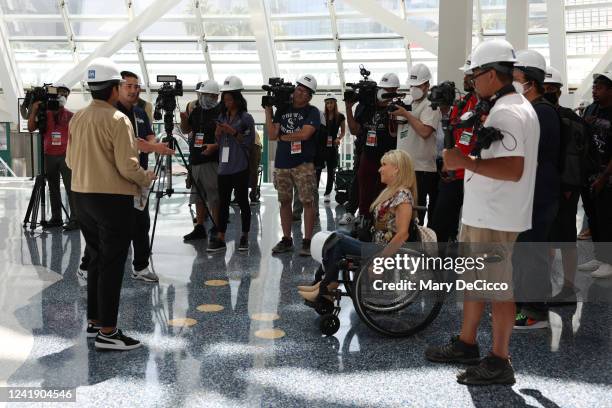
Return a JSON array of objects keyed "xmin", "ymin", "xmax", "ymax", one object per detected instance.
[
  {"xmin": 578, "ymin": 259, "xmax": 603, "ymax": 272},
  {"xmin": 591, "ymin": 263, "xmax": 612, "ymax": 278},
  {"xmin": 132, "ymin": 266, "xmax": 159, "ymax": 282},
  {"xmin": 338, "ymin": 213, "xmax": 354, "ymax": 225},
  {"xmin": 77, "ymin": 268, "xmax": 87, "ymax": 286},
  {"xmin": 324, "ymin": 194, "xmax": 331, "ymax": 203}
]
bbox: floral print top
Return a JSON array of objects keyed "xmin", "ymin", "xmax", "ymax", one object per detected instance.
[{"xmin": 371, "ymin": 188, "xmax": 414, "ymax": 244}]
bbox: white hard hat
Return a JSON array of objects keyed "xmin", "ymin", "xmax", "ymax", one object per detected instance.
[
  {"xmin": 459, "ymin": 54, "xmax": 472, "ymax": 72},
  {"xmin": 85, "ymin": 57, "xmax": 122, "ymax": 88},
  {"xmin": 593, "ymin": 71, "xmax": 612, "ymax": 83},
  {"xmin": 311, "ymin": 231, "xmax": 339, "ymax": 265},
  {"xmin": 514, "ymin": 49, "xmax": 547, "ymax": 83},
  {"xmin": 379, "ymin": 72, "xmax": 400, "ymax": 88},
  {"xmin": 197, "ymin": 79, "xmax": 220, "ymax": 94},
  {"xmin": 220, "ymin": 76, "xmax": 243, "ymax": 92},
  {"xmin": 52, "ymin": 82, "xmax": 70, "ymax": 91},
  {"xmin": 466, "ymin": 39, "xmax": 517, "ymax": 74},
  {"xmin": 324, "ymin": 92, "xmax": 337, "ymax": 101},
  {"xmin": 296, "ymin": 74, "xmax": 317, "ymax": 93},
  {"xmin": 544, "ymin": 66, "xmax": 564, "ymax": 87},
  {"xmin": 407, "ymin": 63, "xmax": 432, "ymax": 86}
]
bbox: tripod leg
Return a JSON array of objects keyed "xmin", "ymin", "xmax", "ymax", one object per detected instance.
[
  {"xmin": 149, "ymin": 160, "xmax": 166, "ymax": 252},
  {"xmin": 23, "ymin": 177, "xmax": 40, "ymax": 226}
]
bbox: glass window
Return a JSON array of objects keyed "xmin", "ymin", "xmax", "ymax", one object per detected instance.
[
  {"xmin": 343, "ymin": 61, "xmax": 412, "ymax": 86},
  {"xmin": 278, "ymin": 62, "xmax": 341, "ymax": 87},
  {"xmin": 140, "ymin": 20, "xmax": 199, "ymax": 38},
  {"xmin": 68, "ymin": 0, "xmax": 126, "ymax": 14},
  {"xmin": 141, "ymin": 42, "xmax": 204, "ymax": 63},
  {"xmin": 204, "ymin": 21, "xmax": 254, "ymax": 37},
  {"xmin": 336, "ymin": 18, "xmax": 394, "ymax": 36},
  {"xmin": 148, "ymin": 63, "xmax": 209, "ymax": 87},
  {"xmin": 267, "ymin": 0, "xmax": 328, "ymax": 14},
  {"xmin": 198, "ymin": 0, "xmax": 249, "ymax": 14},
  {"xmin": 134, "ymin": 0, "xmax": 192, "ymax": 15},
  {"xmin": 208, "ymin": 42, "xmax": 258, "ymax": 62},
  {"xmin": 341, "ymin": 39, "xmax": 406, "ymax": 61},
  {"xmin": 76, "ymin": 42, "xmax": 137, "ymax": 60},
  {"xmin": 0, "ymin": 0, "xmax": 57, "ymax": 14},
  {"xmin": 211, "ymin": 63, "xmax": 263, "ymax": 86},
  {"xmin": 71, "ymin": 21, "xmax": 129, "ymax": 39},
  {"xmin": 276, "ymin": 41, "xmax": 336, "ymax": 62},
  {"xmin": 6, "ymin": 21, "xmax": 66, "ymax": 37},
  {"xmin": 272, "ymin": 19, "xmax": 332, "ymax": 37},
  {"xmin": 17, "ymin": 61, "xmax": 73, "ymax": 87}
]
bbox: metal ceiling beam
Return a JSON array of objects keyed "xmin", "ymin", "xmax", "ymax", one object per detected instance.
[
  {"xmin": 438, "ymin": 0, "xmax": 473, "ymax": 87},
  {"xmin": 57, "ymin": 0, "xmax": 86, "ymax": 93},
  {"xmin": 125, "ymin": 0, "xmax": 152, "ymax": 100},
  {"xmin": 400, "ymin": 0, "xmax": 413, "ymax": 71},
  {"xmin": 547, "ymin": 0, "xmax": 568, "ymax": 94},
  {"xmin": 0, "ymin": 6, "xmax": 24, "ymax": 123},
  {"xmin": 247, "ymin": 0, "xmax": 278, "ymax": 82},
  {"xmin": 343, "ymin": 0, "xmax": 438, "ymax": 55},
  {"xmin": 475, "ymin": 0, "xmax": 484, "ymax": 42},
  {"xmin": 327, "ymin": 0, "xmax": 346, "ymax": 92},
  {"xmin": 192, "ymin": 0, "xmax": 215, "ymax": 81},
  {"xmin": 57, "ymin": 0, "xmax": 176, "ymax": 88}
]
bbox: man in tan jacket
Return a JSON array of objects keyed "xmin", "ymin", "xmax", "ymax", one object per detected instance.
[{"xmin": 67, "ymin": 57, "xmax": 154, "ymax": 351}]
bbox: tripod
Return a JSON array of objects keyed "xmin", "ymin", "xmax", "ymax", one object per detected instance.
[
  {"xmin": 23, "ymin": 132, "xmax": 69, "ymax": 231},
  {"xmin": 148, "ymin": 110, "xmax": 215, "ymax": 250}
]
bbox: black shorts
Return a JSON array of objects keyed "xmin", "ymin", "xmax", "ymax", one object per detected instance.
[{"xmin": 549, "ymin": 190, "xmax": 580, "ymax": 245}]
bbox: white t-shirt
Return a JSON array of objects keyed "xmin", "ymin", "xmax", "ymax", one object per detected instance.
[
  {"xmin": 462, "ymin": 93, "xmax": 540, "ymax": 232},
  {"xmin": 396, "ymin": 98, "xmax": 441, "ymax": 172}
]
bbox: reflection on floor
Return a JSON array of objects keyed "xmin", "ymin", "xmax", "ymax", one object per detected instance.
[{"xmin": 0, "ymin": 178, "xmax": 611, "ymax": 408}]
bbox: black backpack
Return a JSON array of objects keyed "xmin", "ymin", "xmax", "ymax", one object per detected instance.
[{"xmin": 533, "ymin": 99, "xmax": 597, "ymax": 187}]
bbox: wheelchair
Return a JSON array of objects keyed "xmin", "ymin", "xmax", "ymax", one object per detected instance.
[{"xmin": 305, "ymin": 227, "xmax": 444, "ymax": 337}]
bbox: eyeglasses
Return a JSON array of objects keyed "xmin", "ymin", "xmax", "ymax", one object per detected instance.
[{"xmin": 469, "ymin": 69, "xmax": 491, "ymax": 87}]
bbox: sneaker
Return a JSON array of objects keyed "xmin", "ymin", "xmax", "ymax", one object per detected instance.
[
  {"xmin": 299, "ymin": 239, "xmax": 311, "ymax": 257},
  {"xmin": 183, "ymin": 224, "xmax": 207, "ymax": 241},
  {"xmin": 425, "ymin": 335, "xmax": 481, "ymax": 365},
  {"xmin": 578, "ymin": 259, "xmax": 602, "ymax": 272},
  {"xmin": 43, "ymin": 218, "xmax": 63, "ymax": 229},
  {"xmin": 457, "ymin": 354, "xmax": 516, "ymax": 385},
  {"xmin": 207, "ymin": 238, "xmax": 227, "ymax": 252},
  {"xmin": 86, "ymin": 322, "xmax": 102, "ymax": 338},
  {"xmin": 324, "ymin": 194, "xmax": 331, "ymax": 203},
  {"xmin": 132, "ymin": 266, "xmax": 159, "ymax": 283},
  {"xmin": 591, "ymin": 263, "xmax": 612, "ymax": 278},
  {"xmin": 62, "ymin": 220, "xmax": 79, "ymax": 231},
  {"xmin": 338, "ymin": 213, "xmax": 354, "ymax": 225},
  {"xmin": 577, "ymin": 228, "xmax": 591, "ymax": 240},
  {"xmin": 272, "ymin": 237, "xmax": 293, "ymax": 254},
  {"xmin": 238, "ymin": 236, "xmax": 249, "ymax": 251},
  {"xmin": 514, "ymin": 312, "xmax": 549, "ymax": 330},
  {"xmin": 95, "ymin": 329, "xmax": 141, "ymax": 351}
]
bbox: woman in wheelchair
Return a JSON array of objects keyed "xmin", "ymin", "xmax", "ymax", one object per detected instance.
[{"xmin": 298, "ymin": 149, "xmax": 417, "ymax": 303}]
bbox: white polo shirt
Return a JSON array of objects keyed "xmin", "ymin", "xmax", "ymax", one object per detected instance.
[
  {"xmin": 462, "ymin": 93, "xmax": 540, "ymax": 232},
  {"xmin": 396, "ymin": 98, "xmax": 441, "ymax": 172}
]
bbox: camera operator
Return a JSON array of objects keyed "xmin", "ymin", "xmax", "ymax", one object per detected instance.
[
  {"xmin": 426, "ymin": 40, "xmax": 540, "ymax": 385},
  {"xmin": 390, "ymin": 64, "xmax": 441, "ymax": 225},
  {"xmin": 115, "ymin": 70, "xmax": 174, "ymax": 283},
  {"xmin": 510, "ymin": 50, "xmax": 561, "ymax": 329},
  {"xmin": 265, "ymin": 74, "xmax": 320, "ymax": 256},
  {"xmin": 208, "ymin": 76, "xmax": 255, "ymax": 252},
  {"xmin": 180, "ymin": 80, "xmax": 222, "ymax": 242},
  {"xmin": 27, "ymin": 82, "xmax": 77, "ymax": 230},
  {"xmin": 429, "ymin": 58, "xmax": 479, "ymax": 244},
  {"xmin": 577, "ymin": 72, "xmax": 612, "ymax": 278},
  {"xmin": 344, "ymin": 72, "xmax": 399, "ymax": 222},
  {"xmin": 67, "ymin": 57, "xmax": 156, "ymax": 351}
]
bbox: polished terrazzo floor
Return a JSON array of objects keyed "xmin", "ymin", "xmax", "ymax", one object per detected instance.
[{"xmin": 0, "ymin": 177, "xmax": 611, "ymax": 408}]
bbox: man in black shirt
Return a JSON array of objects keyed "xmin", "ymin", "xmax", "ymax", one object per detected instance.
[
  {"xmin": 180, "ymin": 80, "xmax": 222, "ymax": 242},
  {"xmin": 116, "ymin": 71, "xmax": 174, "ymax": 283},
  {"xmin": 578, "ymin": 72, "xmax": 612, "ymax": 278}
]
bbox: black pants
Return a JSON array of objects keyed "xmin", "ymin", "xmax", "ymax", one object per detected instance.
[
  {"xmin": 45, "ymin": 154, "xmax": 75, "ymax": 221},
  {"xmin": 131, "ymin": 201, "xmax": 150, "ymax": 271},
  {"xmin": 74, "ymin": 192, "xmax": 132, "ymax": 327},
  {"xmin": 415, "ymin": 171, "xmax": 439, "ymax": 226},
  {"xmin": 591, "ymin": 185, "xmax": 612, "ymax": 264},
  {"xmin": 218, "ymin": 169, "xmax": 251, "ymax": 234},
  {"xmin": 345, "ymin": 149, "xmax": 361, "ymax": 215},
  {"xmin": 316, "ymin": 149, "xmax": 338, "ymax": 196},
  {"xmin": 429, "ymin": 178, "xmax": 463, "ymax": 243}
]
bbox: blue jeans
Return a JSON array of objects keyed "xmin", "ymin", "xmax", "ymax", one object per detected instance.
[{"xmin": 322, "ymin": 230, "xmax": 363, "ymax": 283}]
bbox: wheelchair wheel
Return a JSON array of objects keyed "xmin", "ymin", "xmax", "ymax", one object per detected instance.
[
  {"xmin": 351, "ymin": 249, "xmax": 444, "ymax": 337},
  {"xmin": 320, "ymin": 314, "xmax": 340, "ymax": 336},
  {"xmin": 314, "ymin": 298, "xmax": 334, "ymax": 316},
  {"xmin": 335, "ymin": 192, "xmax": 348, "ymax": 205}
]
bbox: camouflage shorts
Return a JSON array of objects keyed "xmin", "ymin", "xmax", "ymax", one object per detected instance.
[{"xmin": 273, "ymin": 162, "xmax": 316, "ymax": 205}]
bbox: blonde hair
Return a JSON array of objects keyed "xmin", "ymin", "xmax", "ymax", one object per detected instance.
[{"xmin": 370, "ymin": 150, "xmax": 418, "ymax": 213}]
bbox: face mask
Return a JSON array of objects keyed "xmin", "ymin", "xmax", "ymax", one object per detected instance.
[
  {"xmin": 410, "ymin": 86, "xmax": 424, "ymax": 100},
  {"xmin": 543, "ymin": 92, "xmax": 559, "ymax": 105},
  {"xmin": 512, "ymin": 81, "xmax": 531, "ymax": 95},
  {"xmin": 58, "ymin": 96, "xmax": 67, "ymax": 107},
  {"xmin": 198, "ymin": 94, "xmax": 217, "ymax": 110}
]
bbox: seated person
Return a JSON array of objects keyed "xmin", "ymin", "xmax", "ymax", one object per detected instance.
[{"xmin": 298, "ymin": 149, "xmax": 417, "ymax": 302}]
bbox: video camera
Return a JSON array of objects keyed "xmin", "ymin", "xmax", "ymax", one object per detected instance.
[
  {"xmin": 385, "ymin": 92, "xmax": 410, "ymax": 113},
  {"xmin": 261, "ymin": 77, "xmax": 295, "ymax": 109},
  {"xmin": 344, "ymin": 65, "xmax": 378, "ymax": 107},
  {"xmin": 154, "ymin": 75, "xmax": 183, "ymax": 121},
  {"xmin": 20, "ymin": 84, "xmax": 61, "ymax": 133},
  {"xmin": 428, "ymin": 81, "xmax": 457, "ymax": 110}
]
